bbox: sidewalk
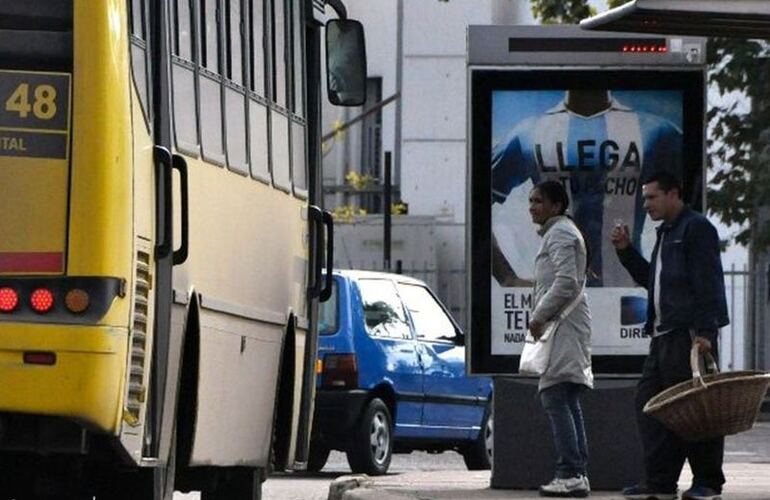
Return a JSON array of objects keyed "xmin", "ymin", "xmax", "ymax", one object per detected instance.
[{"xmin": 329, "ymin": 463, "xmax": 770, "ymax": 500}]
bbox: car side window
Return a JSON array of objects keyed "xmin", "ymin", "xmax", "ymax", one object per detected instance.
[
  {"xmin": 318, "ymin": 281, "xmax": 338, "ymax": 335},
  {"xmin": 397, "ymin": 283, "xmax": 457, "ymax": 343},
  {"xmin": 357, "ymin": 279, "xmax": 412, "ymax": 340}
]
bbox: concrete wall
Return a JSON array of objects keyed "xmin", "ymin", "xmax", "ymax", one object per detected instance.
[{"xmin": 333, "ymin": 215, "xmax": 469, "ymax": 327}]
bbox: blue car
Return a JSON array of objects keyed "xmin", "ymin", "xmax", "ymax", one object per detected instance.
[{"xmin": 309, "ymin": 270, "xmax": 493, "ymax": 475}]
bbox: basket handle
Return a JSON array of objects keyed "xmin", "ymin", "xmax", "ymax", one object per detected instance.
[{"xmin": 690, "ymin": 343, "xmax": 718, "ymax": 388}]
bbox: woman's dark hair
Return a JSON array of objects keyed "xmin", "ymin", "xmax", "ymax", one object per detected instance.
[
  {"xmin": 533, "ymin": 180, "xmax": 594, "ymax": 279},
  {"xmin": 534, "ymin": 180, "xmax": 570, "ymax": 215}
]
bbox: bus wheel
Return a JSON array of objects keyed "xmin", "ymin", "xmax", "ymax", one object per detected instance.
[
  {"xmin": 31, "ymin": 458, "xmax": 91, "ymax": 500},
  {"xmin": 200, "ymin": 467, "xmax": 263, "ymax": 500},
  {"xmin": 97, "ymin": 433, "xmax": 176, "ymax": 500},
  {"xmin": 97, "ymin": 457, "xmax": 175, "ymax": 500},
  {"xmin": 307, "ymin": 442, "xmax": 331, "ymax": 472}
]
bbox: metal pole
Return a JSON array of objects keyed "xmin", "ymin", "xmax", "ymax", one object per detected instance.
[
  {"xmin": 744, "ymin": 263, "xmax": 750, "ymax": 371},
  {"xmin": 394, "ymin": 0, "xmax": 403, "ymax": 189},
  {"xmin": 384, "ymin": 151, "xmax": 392, "ymax": 271},
  {"xmin": 731, "ymin": 263, "xmax": 736, "ymax": 370}
]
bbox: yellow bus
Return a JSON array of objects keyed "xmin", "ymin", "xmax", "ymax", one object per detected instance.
[{"xmin": 0, "ymin": 0, "xmax": 365, "ymax": 498}]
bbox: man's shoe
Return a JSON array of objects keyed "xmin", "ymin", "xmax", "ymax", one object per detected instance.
[
  {"xmin": 622, "ymin": 484, "xmax": 677, "ymax": 500},
  {"xmin": 539, "ymin": 476, "xmax": 589, "ymax": 498},
  {"xmin": 682, "ymin": 486, "xmax": 722, "ymax": 500}
]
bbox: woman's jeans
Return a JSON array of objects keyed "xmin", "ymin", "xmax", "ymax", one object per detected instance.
[{"xmin": 540, "ymin": 382, "xmax": 588, "ymax": 479}]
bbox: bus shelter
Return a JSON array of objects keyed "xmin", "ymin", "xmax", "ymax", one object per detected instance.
[{"xmin": 466, "ymin": 24, "xmax": 706, "ymax": 489}]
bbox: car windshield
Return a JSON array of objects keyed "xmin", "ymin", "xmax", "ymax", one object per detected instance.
[{"xmin": 357, "ymin": 279, "xmax": 411, "ymax": 339}]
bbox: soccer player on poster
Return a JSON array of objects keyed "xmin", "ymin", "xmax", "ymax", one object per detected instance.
[{"xmin": 491, "ymin": 89, "xmax": 683, "ymax": 288}]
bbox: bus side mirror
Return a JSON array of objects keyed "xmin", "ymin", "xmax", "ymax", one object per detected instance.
[{"xmin": 325, "ymin": 19, "xmax": 367, "ymax": 107}]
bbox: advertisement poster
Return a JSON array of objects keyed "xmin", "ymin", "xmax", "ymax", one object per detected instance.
[{"xmin": 489, "ymin": 89, "xmax": 684, "ymax": 356}]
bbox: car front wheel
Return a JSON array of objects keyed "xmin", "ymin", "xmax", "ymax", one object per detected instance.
[
  {"xmin": 461, "ymin": 401, "xmax": 492, "ymax": 470},
  {"xmin": 346, "ymin": 398, "xmax": 393, "ymax": 475}
]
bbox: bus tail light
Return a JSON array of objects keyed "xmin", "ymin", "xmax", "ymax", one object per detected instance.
[
  {"xmin": 30, "ymin": 288, "xmax": 55, "ymax": 313},
  {"xmin": 64, "ymin": 289, "xmax": 90, "ymax": 313},
  {"xmin": 0, "ymin": 287, "xmax": 19, "ymax": 312},
  {"xmin": 321, "ymin": 353, "xmax": 358, "ymax": 389},
  {"xmin": 0, "ymin": 277, "xmax": 122, "ymax": 322}
]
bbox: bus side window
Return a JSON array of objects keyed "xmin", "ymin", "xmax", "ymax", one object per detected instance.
[
  {"xmin": 290, "ymin": 0, "xmax": 303, "ymax": 118},
  {"xmin": 171, "ymin": 0, "xmax": 200, "ymax": 155},
  {"xmin": 224, "ymin": 0, "xmax": 248, "ymax": 175},
  {"xmin": 173, "ymin": 0, "xmax": 193, "ymax": 60},
  {"xmin": 269, "ymin": 0, "xmax": 291, "ymax": 192},
  {"xmin": 129, "ymin": 0, "xmax": 152, "ymax": 128},
  {"xmin": 199, "ymin": 0, "xmax": 226, "ymax": 166},
  {"xmin": 271, "ymin": 0, "xmax": 287, "ymax": 108},
  {"xmin": 270, "ymin": 110, "xmax": 291, "ymax": 191},
  {"xmin": 289, "ymin": 0, "xmax": 307, "ymax": 195},
  {"xmin": 291, "ymin": 121, "xmax": 306, "ymax": 194},
  {"xmin": 130, "ymin": 0, "xmax": 145, "ymax": 39},
  {"xmin": 247, "ymin": 0, "xmax": 271, "ymax": 183}
]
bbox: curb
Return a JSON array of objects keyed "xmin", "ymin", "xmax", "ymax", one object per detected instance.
[
  {"xmin": 327, "ymin": 475, "xmax": 372, "ymax": 500},
  {"xmin": 328, "ymin": 475, "xmax": 416, "ymax": 500},
  {"xmin": 342, "ymin": 488, "xmax": 417, "ymax": 500}
]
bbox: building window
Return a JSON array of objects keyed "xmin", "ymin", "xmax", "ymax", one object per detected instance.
[{"xmin": 360, "ymin": 77, "xmax": 382, "ymax": 213}]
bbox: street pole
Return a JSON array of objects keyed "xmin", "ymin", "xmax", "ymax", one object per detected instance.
[
  {"xmin": 384, "ymin": 151, "xmax": 392, "ymax": 271},
  {"xmin": 394, "ymin": 0, "xmax": 403, "ymax": 189}
]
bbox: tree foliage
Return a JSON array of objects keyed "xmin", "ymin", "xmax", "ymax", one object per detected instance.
[
  {"xmin": 706, "ymin": 39, "xmax": 770, "ymax": 245},
  {"xmin": 531, "ymin": 0, "xmax": 593, "ymax": 24},
  {"xmin": 530, "ymin": 0, "xmax": 769, "ymax": 247}
]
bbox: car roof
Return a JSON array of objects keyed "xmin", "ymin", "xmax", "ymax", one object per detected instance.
[{"xmin": 333, "ymin": 269, "xmax": 427, "ymax": 287}]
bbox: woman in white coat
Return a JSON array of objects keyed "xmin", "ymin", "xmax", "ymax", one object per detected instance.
[{"xmin": 527, "ymin": 180, "xmax": 594, "ymax": 498}]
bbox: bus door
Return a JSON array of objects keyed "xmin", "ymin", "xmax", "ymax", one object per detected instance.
[{"xmin": 118, "ymin": 0, "xmax": 184, "ymax": 467}]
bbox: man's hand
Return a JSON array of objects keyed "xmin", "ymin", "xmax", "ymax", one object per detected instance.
[
  {"xmin": 693, "ymin": 336, "xmax": 713, "ymax": 355},
  {"xmin": 611, "ymin": 224, "xmax": 631, "ymax": 250},
  {"xmin": 529, "ymin": 319, "xmax": 545, "ymax": 340}
]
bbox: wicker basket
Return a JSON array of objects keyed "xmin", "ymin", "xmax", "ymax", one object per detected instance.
[{"xmin": 643, "ymin": 345, "xmax": 770, "ymax": 442}]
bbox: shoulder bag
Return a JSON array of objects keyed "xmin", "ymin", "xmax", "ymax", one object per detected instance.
[{"xmin": 519, "ymin": 280, "xmax": 586, "ymax": 376}]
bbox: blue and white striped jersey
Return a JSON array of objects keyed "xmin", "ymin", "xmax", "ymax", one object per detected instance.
[{"xmin": 491, "ymin": 98, "xmax": 683, "ymax": 287}]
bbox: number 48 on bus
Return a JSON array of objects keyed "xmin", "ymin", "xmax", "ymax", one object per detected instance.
[{"xmin": 5, "ymin": 83, "xmax": 57, "ymax": 120}]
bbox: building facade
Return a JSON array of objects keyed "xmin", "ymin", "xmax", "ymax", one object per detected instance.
[{"xmin": 322, "ymin": 1, "xmax": 537, "ymax": 327}]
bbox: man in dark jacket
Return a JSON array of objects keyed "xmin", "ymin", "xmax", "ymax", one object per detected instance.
[{"xmin": 611, "ymin": 171, "xmax": 729, "ymax": 500}]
